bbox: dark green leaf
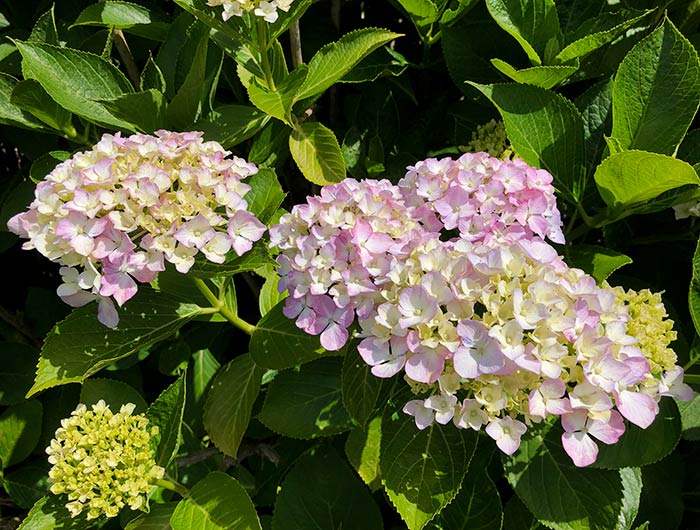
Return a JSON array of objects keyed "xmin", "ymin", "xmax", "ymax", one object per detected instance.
[
  {"xmin": 0, "ymin": 342, "xmax": 38, "ymax": 405},
  {"xmin": 29, "ymin": 286, "xmax": 204, "ymax": 396},
  {"xmin": 0, "ymin": 400, "xmax": 42, "ymax": 468},
  {"xmin": 204, "ymin": 354, "xmax": 262, "ymax": 458},
  {"xmin": 593, "ymin": 398, "xmax": 681, "ymax": 468},
  {"xmin": 502, "ymin": 495, "xmax": 545, "ymax": 530},
  {"xmin": 141, "ymin": 55, "xmax": 167, "ymax": 93},
  {"xmin": 611, "ymin": 18, "xmax": 700, "ymax": 155},
  {"xmin": 0, "ymin": 73, "xmax": 50, "ymax": 131},
  {"xmin": 195, "ymin": 104, "xmax": 269, "ymax": 149},
  {"xmin": 188, "ymin": 242, "xmax": 275, "ymax": 278},
  {"xmin": 565, "ymin": 244, "xmax": 632, "ymax": 283},
  {"xmin": 100, "ymin": 89, "xmax": 167, "ymax": 133},
  {"xmin": 249, "ymin": 300, "xmax": 336, "ymax": 370},
  {"xmin": 29, "ymin": 151, "xmax": 71, "ymax": 184},
  {"xmin": 575, "ymin": 76, "xmax": 613, "ymax": 173},
  {"xmin": 593, "ymin": 150, "xmax": 700, "ymax": 209},
  {"xmin": 503, "ymin": 423, "xmax": 642, "ymax": 530},
  {"xmin": 295, "ymin": 28, "xmax": 402, "ymax": 102},
  {"xmin": 470, "ymin": 82, "xmax": 585, "ymax": 203},
  {"xmin": 79, "ymin": 378, "xmax": 148, "ymax": 413},
  {"xmin": 289, "ymin": 121, "xmax": 346, "ymax": 185},
  {"xmin": 382, "ymin": 406, "xmax": 478, "ymax": 530},
  {"xmin": 258, "ymin": 357, "xmax": 352, "ymax": 439},
  {"xmin": 341, "ymin": 349, "xmax": 386, "ymax": 427},
  {"xmin": 10, "ymin": 79, "xmax": 74, "ymax": 135},
  {"xmin": 676, "ymin": 393, "xmax": 700, "ymax": 440},
  {"xmin": 272, "ymin": 448, "xmax": 383, "ymax": 530},
  {"xmin": 14, "ymin": 40, "xmax": 134, "ymax": 130},
  {"xmin": 72, "ymin": 1, "xmax": 169, "ymax": 41},
  {"xmin": 147, "ymin": 373, "xmax": 187, "ymax": 468},
  {"xmin": 427, "ymin": 443, "xmax": 503, "ymax": 530},
  {"xmin": 485, "ymin": 0, "xmax": 563, "ymax": 65},
  {"xmin": 186, "ymin": 349, "xmax": 221, "ymax": 435},
  {"xmin": 243, "ymin": 168, "xmax": 286, "ymax": 225},
  {"xmin": 3, "ymin": 460, "xmax": 51, "ymax": 509},
  {"xmin": 490, "ymin": 58, "xmax": 578, "ymax": 89},
  {"xmin": 635, "ymin": 452, "xmax": 683, "ymax": 530},
  {"xmin": 29, "ymin": 6, "xmax": 59, "ymax": 46},
  {"xmin": 170, "ymin": 472, "xmax": 261, "ymax": 530},
  {"xmin": 125, "ymin": 502, "xmax": 178, "ymax": 529},
  {"xmin": 340, "ymin": 46, "xmax": 410, "ymax": 83}
]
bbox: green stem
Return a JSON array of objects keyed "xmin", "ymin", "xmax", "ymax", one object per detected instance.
[
  {"xmin": 156, "ymin": 478, "xmax": 189, "ymax": 497},
  {"xmin": 192, "ymin": 277, "xmax": 256, "ymax": 335},
  {"xmin": 682, "ymin": 373, "xmax": 700, "ymax": 384},
  {"xmin": 257, "ymin": 18, "xmax": 276, "ymax": 90}
]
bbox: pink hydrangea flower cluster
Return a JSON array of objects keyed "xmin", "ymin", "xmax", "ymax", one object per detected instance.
[
  {"xmin": 270, "ymin": 152, "xmax": 694, "ymax": 467},
  {"xmin": 8, "ymin": 130, "xmax": 265, "ymax": 328}
]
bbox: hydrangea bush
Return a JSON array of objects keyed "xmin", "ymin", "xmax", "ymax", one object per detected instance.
[{"xmin": 2, "ymin": 1, "xmax": 700, "ymax": 530}]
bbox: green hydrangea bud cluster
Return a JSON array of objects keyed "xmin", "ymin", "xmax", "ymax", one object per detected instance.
[
  {"xmin": 46, "ymin": 400, "xmax": 164, "ymax": 520},
  {"xmin": 462, "ymin": 119, "xmax": 513, "ymax": 159},
  {"xmin": 612, "ymin": 285, "xmax": 678, "ymax": 374}
]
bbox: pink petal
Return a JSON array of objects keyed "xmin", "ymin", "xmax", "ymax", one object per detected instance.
[
  {"xmin": 319, "ymin": 322, "xmax": 348, "ymax": 351},
  {"xmin": 405, "ymin": 351, "xmax": 444, "ymax": 384},
  {"xmin": 562, "ymin": 431, "xmax": 599, "ymax": 467},
  {"xmin": 615, "ymin": 390, "xmax": 659, "ymax": 429},
  {"xmin": 588, "ymin": 410, "xmax": 625, "ymax": 445}
]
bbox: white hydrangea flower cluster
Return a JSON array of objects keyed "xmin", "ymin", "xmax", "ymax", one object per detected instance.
[
  {"xmin": 271, "ymin": 152, "xmax": 694, "ymax": 467},
  {"xmin": 46, "ymin": 401, "xmax": 164, "ymax": 520},
  {"xmin": 207, "ymin": 0, "xmax": 294, "ymax": 22},
  {"xmin": 8, "ymin": 130, "xmax": 265, "ymax": 328}
]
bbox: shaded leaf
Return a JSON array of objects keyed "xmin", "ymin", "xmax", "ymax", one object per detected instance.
[
  {"xmin": 72, "ymin": 1, "xmax": 169, "ymax": 41},
  {"xmin": 195, "ymin": 104, "xmax": 269, "ymax": 148},
  {"xmin": 147, "ymin": 373, "xmax": 187, "ymax": 468},
  {"xmin": 0, "ymin": 400, "xmax": 42, "ymax": 468},
  {"xmin": 79, "ymin": 378, "xmax": 148, "ymax": 413}
]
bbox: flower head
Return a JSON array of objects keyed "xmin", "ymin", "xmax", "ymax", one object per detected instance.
[
  {"xmin": 207, "ymin": 0, "xmax": 295, "ymax": 22},
  {"xmin": 8, "ymin": 131, "xmax": 264, "ymax": 328},
  {"xmin": 46, "ymin": 400, "xmax": 164, "ymax": 520}
]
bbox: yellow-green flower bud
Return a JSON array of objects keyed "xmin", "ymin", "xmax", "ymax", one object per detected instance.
[
  {"xmin": 462, "ymin": 120, "xmax": 514, "ymax": 160},
  {"xmin": 612, "ymin": 286, "xmax": 678, "ymax": 374},
  {"xmin": 46, "ymin": 400, "xmax": 165, "ymax": 520}
]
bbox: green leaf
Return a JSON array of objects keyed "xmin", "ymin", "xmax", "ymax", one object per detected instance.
[
  {"xmin": 247, "ymin": 66, "xmax": 307, "ymax": 125},
  {"xmin": 502, "ymin": 495, "xmax": 545, "ymax": 530},
  {"xmin": 676, "ymin": 394, "xmax": 700, "ymax": 440},
  {"xmin": 14, "ymin": 40, "xmax": 134, "ymax": 130},
  {"xmin": 195, "ymin": 104, "xmax": 269, "ymax": 149},
  {"xmin": 258, "ymin": 272, "xmax": 285, "ymax": 317},
  {"xmin": 441, "ymin": 0, "xmax": 480, "ymax": 25},
  {"xmin": 565, "ymin": 244, "xmax": 632, "ymax": 283},
  {"xmin": 204, "ymin": 354, "xmax": 262, "ymax": 458},
  {"xmin": 470, "ymin": 82, "xmax": 585, "ymax": 203},
  {"xmin": 490, "ymin": 58, "xmax": 578, "ymax": 89},
  {"xmin": 340, "ymin": 46, "xmax": 410, "ymax": 83},
  {"xmin": 485, "ymin": 0, "xmax": 563, "ymax": 65},
  {"xmin": 10, "ymin": 79, "xmax": 74, "ymax": 135},
  {"xmin": 341, "ymin": 348, "xmax": 387, "ymax": 427},
  {"xmin": 593, "ymin": 150, "xmax": 700, "ymax": 209},
  {"xmin": 593, "ymin": 398, "xmax": 681, "ymax": 468},
  {"xmin": 172, "ymin": 0, "xmax": 254, "ymax": 48},
  {"xmin": 555, "ymin": 10, "xmax": 651, "ymax": 64},
  {"xmin": 249, "ymin": 119, "xmax": 291, "ymax": 168},
  {"xmin": 72, "ymin": 1, "xmax": 169, "ymax": 41},
  {"xmin": 289, "ymin": 121, "xmax": 346, "ymax": 185},
  {"xmin": 165, "ymin": 27, "xmax": 209, "ymax": 130},
  {"xmin": 244, "ymin": 168, "xmax": 286, "ymax": 225},
  {"xmin": 258, "ymin": 357, "xmax": 352, "ymax": 439},
  {"xmin": 29, "ymin": 151, "xmax": 71, "ymax": 184},
  {"xmin": 79, "ymin": 378, "xmax": 148, "ymax": 413},
  {"xmin": 0, "ymin": 400, "xmax": 42, "ymax": 468},
  {"xmin": 147, "ymin": 373, "xmax": 187, "ymax": 468},
  {"xmin": 141, "ymin": 55, "xmax": 167, "ymax": 93},
  {"xmin": 0, "ymin": 342, "xmax": 39, "ymax": 405},
  {"xmin": 186, "ymin": 349, "xmax": 221, "ymax": 435},
  {"xmin": 29, "ymin": 6, "xmax": 59, "ymax": 46},
  {"xmin": 18, "ymin": 496, "xmax": 92, "ymax": 530},
  {"xmin": 611, "ymin": 18, "xmax": 700, "ymax": 155},
  {"xmin": 272, "ymin": 448, "xmax": 383, "ymax": 530},
  {"xmin": 503, "ymin": 423, "xmax": 643, "ymax": 530},
  {"xmin": 395, "ymin": 0, "xmax": 439, "ymax": 33},
  {"xmin": 574, "ymin": 76, "xmax": 613, "ymax": 173},
  {"xmin": 188, "ymin": 242, "xmax": 275, "ymax": 278},
  {"xmin": 0, "ymin": 73, "xmax": 50, "ymax": 131},
  {"xmin": 249, "ymin": 300, "xmax": 334, "ymax": 370},
  {"xmin": 100, "ymin": 89, "xmax": 167, "ymax": 133},
  {"xmin": 28, "ymin": 286, "xmax": 203, "ymax": 396},
  {"xmin": 295, "ymin": 28, "xmax": 402, "ymax": 102},
  {"xmin": 3, "ymin": 461, "xmax": 51, "ymax": 509},
  {"xmin": 170, "ymin": 472, "xmax": 261, "ymax": 530},
  {"xmin": 690, "ymin": 237, "xmax": 700, "ymax": 341},
  {"xmin": 427, "ymin": 444, "xmax": 503, "ymax": 530},
  {"xmin": 635, "ymin": 453, "xmax": 684, "ymax": 530},
  {"xmin": 382, "ymin": 408, "xmax": 478, "ymax": 530},
  {"xmin": 125, "ymin": 502, "xmax": 179, "ymax": 530},
  {"xmin": 345, "ymin": 417, "xmax": 382, "ymax": 489}
]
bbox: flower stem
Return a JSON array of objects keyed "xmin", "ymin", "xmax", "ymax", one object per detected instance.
[
  {"xmin": 156, "ymin": 478, "xmax": 189, "ymax": 497},
  {"xmin": 192, "ymin": 277, "xmax": 257, "ymax": 335},
  {"xmin": 682, "ymin": 373, "xmax": 700, "ymax": 384},
  {"xmin": 257, "ymin": 18, "xmax": 276, "ymax": 90}
]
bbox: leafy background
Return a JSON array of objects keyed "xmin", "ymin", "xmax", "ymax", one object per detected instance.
[{"xmin": 2, "ymin": 0, "xmax": 700, "ymax": 529}]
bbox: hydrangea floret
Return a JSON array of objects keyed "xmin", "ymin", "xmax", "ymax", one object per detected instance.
[
  {"xmin": 462, "ymin": 119, "xmax": 513, "ymax": 160},
  {"xmin": 207, "ymin": 0, "xmax": 294, "ymax": 22},
  {"xmin": 46, "ymin": 400, "xmax": 164, "ymax": 520},
  {"xmin": 270, "ymin": 152, "xmax": 694, "ymax": 467},
  {"xmin": 8, "ymin": 130, "xmax": 265, "ymax": 328}
]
